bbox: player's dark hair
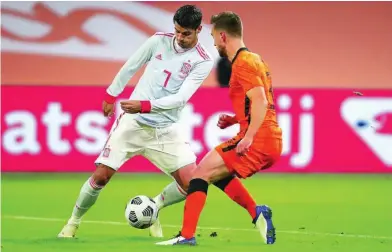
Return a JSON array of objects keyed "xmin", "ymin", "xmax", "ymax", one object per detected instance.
[
  {"xmin": 210, "ymin": 11, "xmax": 243, "ymax": 37},
  {"xmin": 173, "ymin": 5, "xmax": 202, "ymax": 30}
]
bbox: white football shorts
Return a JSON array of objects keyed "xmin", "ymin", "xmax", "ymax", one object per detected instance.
[{"xmin": 95, "ymin": 113, "xmax": 196, "ymax": 175}]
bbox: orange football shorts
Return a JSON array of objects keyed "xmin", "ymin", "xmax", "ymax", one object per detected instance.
[{"xmin": 215, "ymin": 135, "xmax": 282, "ymax": 178}]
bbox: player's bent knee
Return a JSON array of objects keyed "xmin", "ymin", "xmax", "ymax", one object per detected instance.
[
  {"xmin": 171, "ymin": 163, "xmax": 197, "ymax": 192},
  {"xmin": 192, "ymin": 165, "xmax": 213, "ymax": 183},
  {"xmin": 93, "ymin": 164, "xmax": 116, "ymax": 186},
  {"xmin": 194, "ymin": 161, "xmax": 232, "ymax": 184},
  {"xmin": 174, "ymin": 176, "xmax": 189, "ymax": 192},
  {"xmin": 179, "ymin": 177, "xmax": 190, "ymax": 192},
  {"xmin": 193, "ymin": 155, "xmax": 225, "ymax": 183}
]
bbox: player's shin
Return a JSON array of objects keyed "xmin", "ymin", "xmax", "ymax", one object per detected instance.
[
  {"xmin": 153, "ymin": 181, "xmax": 187, "ymax": 210},
  {"xmin": 69, "ymin": 176, "xmax": 105, "ymax": 224},
  {"xmin": 214, "ymin": 175, "xmax": 257, "ymax": 220},
  {"xmin": 181, "ymin": 178, "xmax": 209, "ymax": 239}
]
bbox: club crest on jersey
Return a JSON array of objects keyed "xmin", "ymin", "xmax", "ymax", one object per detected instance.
[{"xmin": 179, "ymin": 62, "xmax": 192, "ymax": 79}]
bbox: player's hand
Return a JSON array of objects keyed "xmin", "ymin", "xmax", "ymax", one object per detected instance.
[
  {"xmin": 102, "ymin": 101, "xmax": 115, "ymax": 118},
  {"xmin": 120, "ymin": 100, "xmax": 141, "ymax": 114},
  {"xmin": 236, "ymin": 135, "xmax": 253, "ymax": 156},
  {"xmin": 217, "ymin": 114, "xmax": 237, "ymax": 129}
]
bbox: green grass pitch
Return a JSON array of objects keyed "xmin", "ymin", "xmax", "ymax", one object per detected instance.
[{"xmin": 1, "ymin": 173, "xmax": 392, "ymax": 252}]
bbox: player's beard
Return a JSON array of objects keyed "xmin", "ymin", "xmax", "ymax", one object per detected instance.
[
  {"xmin": 178, "ymin": 40, "xmax": 194, "ymax": 49},
  {"xmin": 178, "ymin": 41, "xmax": 187, "ymax": 48},
  {"xmin": 218, "ymin": 46, "xmax": 228, "ymax": 58}
]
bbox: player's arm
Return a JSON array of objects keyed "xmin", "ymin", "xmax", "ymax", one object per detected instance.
[
  {"xmin": 235, "ymin": 64, "xmax": 268, "ymax": 154},
  {"xmin": 244, "ymin": 86, "xmax": 268, "ymax": 139},
  {"xmin": 237, "ymin": 64, "xmax": 268, "ymax": 139},
  {"xmin": 139, "ymin": 60, "xmax": 214, "ymax": 112},
  {"xmin": 104, "ymin": 35, "xmax": 159, "ymax": 104}
]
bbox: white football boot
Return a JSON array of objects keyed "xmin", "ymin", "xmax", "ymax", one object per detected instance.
[
  {"xmin": 57, "ymin": 223, "xmax": 79, "ymax": 238},
  {"xmin": 155, "ymin": 232, "xmax": 196, "ymax": 246},
  {"xmin": 58, "ymin": 217, "xmax": 81, "ymax": 238},
  {"xmin": 149, "ymin": 217, "xmax": 163, "ymax": 237}
]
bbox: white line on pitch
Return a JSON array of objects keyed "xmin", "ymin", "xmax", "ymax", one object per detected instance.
[{"xmin": 3, "ymin": 215, "xmax": 392, "ymax": 240}]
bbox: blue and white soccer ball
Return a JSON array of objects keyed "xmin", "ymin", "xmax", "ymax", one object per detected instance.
[{"xmin": 125, "ymin": 195, "xmax": 159, "ymax": 229}]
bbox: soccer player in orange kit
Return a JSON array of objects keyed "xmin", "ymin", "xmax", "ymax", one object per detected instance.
[{"xmin": 156, "ymin": 11, "xmax": 282, "ymax": 246}]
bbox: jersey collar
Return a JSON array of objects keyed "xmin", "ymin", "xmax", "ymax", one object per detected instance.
[
  {"xmin": 172, "ymin": 37, "xmax": 197, "ymax": 54},
  {"xmin": 232, "ymin": 47, "xmax": 249, "ymax": 64}
]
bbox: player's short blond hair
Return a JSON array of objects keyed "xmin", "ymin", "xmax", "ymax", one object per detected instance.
[{"xmin": 210, "ymin": 11, "xmax": 243, "ymax": 37}]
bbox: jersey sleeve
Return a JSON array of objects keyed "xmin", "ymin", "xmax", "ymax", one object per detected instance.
[
  {"xmin": 106, "ymin": 35, "xmax": 159, "ymax": 98},
  {"xmin": 234, "ymin": 60, "xmax": 264, "ymax": 93},
  {"xmin": 150, "ymin": 60, "xmax": 214, "ymax": 111}
]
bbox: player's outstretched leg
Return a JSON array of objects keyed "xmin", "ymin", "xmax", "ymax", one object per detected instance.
[
  {"xmin": 149, "ymin": 162, "xmax": 194, "ymax": 237},
  {"xmin": 155, "ymin": 178, "xmax": 209, "ymax": 246},
  {"xmin": 58, "ymin": 164, "xmax": 115, "ymax": 238},
  {"xmin": 152, "ymin": 168, "xmax": 263, "ymax": 238},
  {"xmin": 149, "ymin": 181, "xmax": 187, "ymax": 237},
  {"xmin": 156, "ymin": 150, "xmax": 231, "ymax": 246}
]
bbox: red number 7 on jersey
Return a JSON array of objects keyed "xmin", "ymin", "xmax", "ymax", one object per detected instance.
[{"xmin": 163, "ymin": 70, "xmax": 172, "ymax": 88}]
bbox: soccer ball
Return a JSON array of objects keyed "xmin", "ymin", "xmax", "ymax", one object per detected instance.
[{"xmin": 124, "ymin": 195, "xmax": 159, "ymax": 229}]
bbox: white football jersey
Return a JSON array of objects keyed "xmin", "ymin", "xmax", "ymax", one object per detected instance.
[{"xmin": 107, "ymin": 32, "xmax": 214, "ymax": 127}]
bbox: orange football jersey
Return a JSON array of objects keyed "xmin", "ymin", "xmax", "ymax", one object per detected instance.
[{"xmin": 229, "ymin": 48, "xmax": 281, "ymax": 138}]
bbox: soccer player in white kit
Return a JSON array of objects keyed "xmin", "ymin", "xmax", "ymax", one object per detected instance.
[{"xmin": 58, "ymin": 5, "xmax": 260, "ymax": 239}]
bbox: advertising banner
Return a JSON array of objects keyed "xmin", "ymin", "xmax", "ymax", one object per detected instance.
[{"xmin": 2, "ymin": 86, "xmax": 392, "ymax": 173}]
